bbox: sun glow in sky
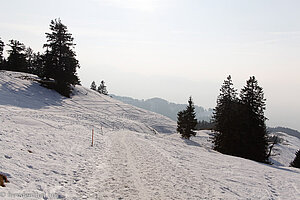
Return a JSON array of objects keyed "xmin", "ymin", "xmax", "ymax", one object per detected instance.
[{"xmin": 1, "ymin": 0, "xmax": 300, "ymax": 130}]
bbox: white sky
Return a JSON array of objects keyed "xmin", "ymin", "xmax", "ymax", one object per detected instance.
[{"xmin": 0, "ymin": 0, "xmax": 300, "ymax": 130}]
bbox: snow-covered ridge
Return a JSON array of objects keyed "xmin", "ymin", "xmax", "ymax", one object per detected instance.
[{"xmin": 0, "ymin": 71, "xmax": 176, "ymax": 134}]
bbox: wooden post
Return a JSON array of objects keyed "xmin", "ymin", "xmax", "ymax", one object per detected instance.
[{"xmin": 91, "ymin": 129, "xmax": 94, "ymax": 147}]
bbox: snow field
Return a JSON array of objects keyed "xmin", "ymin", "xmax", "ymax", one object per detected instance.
[{"xmin": 0, "ymin": 71, "xmax": 300, "ymax": 199}]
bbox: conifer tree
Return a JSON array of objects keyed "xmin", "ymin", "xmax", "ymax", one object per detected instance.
[
  {"xmin": 25, "ymin": 47, "xmax": 34, "ymax": 73},
  {"xmin": 30, "ymin": 52, "xmax": 44, "ymax": 76},
  {"xmin": 90, "ymin": 81, "xmax": 97, "ymax": 91},
  {"xmin": 42, "ymin": 19, "xmax": 80, "ymax": 97},
  {"xmin": 212, "ymin": 75, "xmax": 239, "ymax": 154},
  {"xmin": 213, "ymin": 75, "xmax": 269, "ymax": 163},
  {"xmin": 0, "ymin": 37, "xmax": 4, "ymax": 69},
  {"xmin": 97, "ymin": 80, "xmax": 108, "ymax": 95},
  {"xmin": 240, "ymin": 76, "xmax": 266, "ymax": 123},
  {"xmin": 6, "ymin": 40, "xmax": 27, "ymax": 72},
  {"xmin": 290, "ymin": 149, "xmax": 300, "ymax": 168},
  {"xmin": 240, "ymin": 76, "xmax": 268, "ymax": 162},
  {"xmin": 177, "ymin": 96, "xmax": 197, "ymax": 139}
]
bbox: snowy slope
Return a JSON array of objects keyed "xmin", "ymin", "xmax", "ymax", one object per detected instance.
[
  {"xmin": 0, "ymin": 71, "xmax": 176, "ymax": 134},
  {"xmin": 0, "ymin": 71, "xmax": 300, "ymax": 199},
  {"xmin": 268, "ymin": 132, "xmax": 300, "ymax": 167}
]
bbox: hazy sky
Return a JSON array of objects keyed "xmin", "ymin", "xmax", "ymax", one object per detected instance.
[{"xmin": 1, "ymin": 0, "xmax": 300, "ymax": 130}]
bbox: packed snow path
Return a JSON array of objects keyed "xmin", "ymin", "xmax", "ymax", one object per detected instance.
[{"xmin": 65, "ymin": 130, "xmax": 300, "ymax": 199}]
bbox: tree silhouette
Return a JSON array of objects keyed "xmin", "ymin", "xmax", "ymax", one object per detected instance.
[
  {"xmin": 97, "ymin": 80, "xmax": 108, "ymax": 95},
  {"xmin": 213, "ymin": 75, "xmax": 269, "ymax": 163},
  {"xmin": 6, "ymin": 40, "xmax": 27, "ymax": 72},
  {"xmin": 0, "ymin": 37, "xmax": 4, "ymax": 69},
  {"xmin": 212, "ymin": 75, "xmax": 239, "ymax": 154},
  {"xmin": 30, "ymin": 52, "xmax": 44, "ymax": 76},
  {"xmin": 90, "ymin": 81, "xmax": 97, "ymax": 91},
  {"xmin": 42, "ymin": 18, "xmax": 80, "ymax": 97},
  {"xmin": 240, "ymin": 76, "xmax": 268, "ymax": 162},
  {"xmin": 177, "ymin": 96, "xmax": 197, "ymax": 139}
]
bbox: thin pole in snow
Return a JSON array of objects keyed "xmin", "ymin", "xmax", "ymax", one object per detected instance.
[{"xmin": 91, "ymin": 129, "xmax": 94, "ymax": 147}]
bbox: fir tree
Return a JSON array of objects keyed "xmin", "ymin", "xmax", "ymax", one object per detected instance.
[
  {"xmin": 42, "ymin": 18, "xmax": 80, "ymax": 97},
  {"xmin": 6, "ymin": 40, "xmax": 27, "ymax": 72},
  {"xmin": 177, "ymin": 110, "xmax": 187, "ymax": 137},
  {"xmin": 0, "ymin": 37, "xmax": 4, "ymax": 69},
  {"xmin": 240, "ymin": 76, "xmax": 266, "ymax": 123},
  {"xmin": 213, "ymin": 75, "xmax": 269, "ymax": 163},
  {"xmin": 97, "ymin": 80, "xmax": 108, "ymax": 95},
  {"xmin": 240, "ymin": 76, "xmax": 268, "ymax": 162},
  {"xmin": 32, "ymin": 52, "xmax": 44, "ymax": 76},
  {"xmin": 25, "ymin": 47, "xmax": 34, "ymax": 73},
  {"xmin": 212, "ymin": 75, "xmax": 239, "ymax": 154},
  {"xmin": 290, "ymin": 149, "xmax": 300, "ymax": 168},
  {"xmin": 90, "ymin": 81, "xmax": 97, "ymax": 91},
  {"xmin": 177, "ymin": 96, "xmax": 197, "ymax": 139}
]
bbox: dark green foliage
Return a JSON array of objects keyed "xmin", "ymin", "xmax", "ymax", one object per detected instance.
[
  {"xmin": 90, "ymin": 81, "xmax": 97, "ymax": 91},
  {"xmin": 239, "ymin": 76, "xmax": 268, "ymax": 162},
  {"xmin": 25, "ymin": 47, "xmax": 43, "ymax": 75},
  {"xmin": 42, "ymin": 19, "xmax": 80, "ymax": 97},
  {"xmin": 0, "ymin": 37, "xmax": 4, "ymax": 69},
  {"xmin": 6, "ymin": 40, "xmax": 28, "ymax": 72},
  {"xmin": 177, "ymin": 97, "xmax": 197, "ymax": 139},
  {"xmin": 212, "ymin": 76, "xmax": 244, "ymax": 156},
  {"xmin": 24, "ymin": 47, "xmax": 43, "ymax": 75},
  {"xmin": 290, "ymin": 149, "xmax": 300, "ymax": 168},
  {"xmin": 213, "ymin": 75, "xmax": 269, "ymax": 163},
  {"xmin": 25, "ymin": 47, "xmax": 34, "ymax": 71},
  {"xmin": 213, "ymin": 75, "xmax": 238, "ymax": 153},
  {"xmin": 0, "ymin": 38, "xmax": 4, "ymax": 59},
  {"xmin": 195, "ymin": 120, "xmax": 215, "ymax": 130},
  {"xmin": 30, "ymin": 52, "xmax": 44, "ymax": 76},
  {"xmin": 97, "ymin": 80, "xmax": 108, "ymax": 95},
  {"xmin": 240, "ymin": 76, "xmax": 266, "ymax": 123}
]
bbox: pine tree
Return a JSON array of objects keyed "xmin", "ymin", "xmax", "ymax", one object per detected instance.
[
  {"xmin": 177, "ymin": 96, "xmax": 197, "ymax": 139},
  {"xmin": 42, "ymin": 18, "xmax": 80, "ymax": 97},
  {"xmin": 90, "ymin": 81, "xmax": 97, "ymax": 91},
  {"xmin": 212, "ymin": 75, "xmax": 239, "ymax": 154},
  {"xmin": 290, "ymin": 149, "xmax": 300, "ymax": 168},
  {"xmin": 97, "ymin": 80, "xmax": 108, "ymax": 95},
  {"xmin": 240, "ymin": 76, "xmax": 268, "ymax": 162},
  {"xmin": 0, "ymin": 38, "xmax": 4, "ymax": 69},
  {"xmin": 6, "ymin": 40, "xmax": 27, "ymax": 72}
]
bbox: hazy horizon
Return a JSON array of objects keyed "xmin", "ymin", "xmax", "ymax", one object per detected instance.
[{"xmin": 1, "ymin": 0, "xmax": 299, "ymax": 130}]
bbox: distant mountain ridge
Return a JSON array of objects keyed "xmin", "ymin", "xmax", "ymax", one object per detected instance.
[{"xmin": 111, "ymin": 95, "xmax": 213, "ymax": 122}]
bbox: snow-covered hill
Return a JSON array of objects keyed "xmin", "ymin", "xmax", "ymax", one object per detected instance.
[
  {"xmin": 0, "ymin": 71, "xmax": 300, "ymax": 199},
  {"xmin": 0, "ymin": 71, "xmax": 176, "ymax": 134},
  {"xmin": 268, "ymin": 131, "xmax": 300, "ymax": 167}
]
